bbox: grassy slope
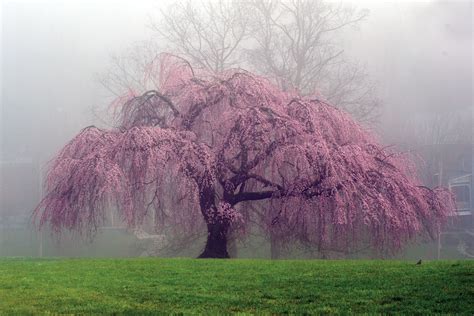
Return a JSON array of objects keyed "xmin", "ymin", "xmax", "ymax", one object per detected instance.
[{"xmin": 0, "ymin": 258, "xmax": 472, "ymax": 314}]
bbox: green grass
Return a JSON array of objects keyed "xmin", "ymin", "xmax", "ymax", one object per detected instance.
[{"xmin": 0, "ymin": 258, "xmax": 472, "ymax": 314}]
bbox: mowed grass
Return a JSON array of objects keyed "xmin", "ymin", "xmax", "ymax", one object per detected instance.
[{"xmin": 0, "ymin": 258, "xmax": 472, "ymax": 314}]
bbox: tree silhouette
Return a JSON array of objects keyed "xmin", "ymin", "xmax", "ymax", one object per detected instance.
[{"xmin": 35, "ymin": 55, "xmax": 454, "ymax": 258}]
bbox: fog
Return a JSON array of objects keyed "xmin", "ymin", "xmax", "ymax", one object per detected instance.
[
  {"xmin": 1, "ymin": 0, "xmax": 158, "ymax": 162},
  {"xmin": 347, "ymin": 0, "xmax": 472, "ymax": 144},
  {"xmin": 1, "ymin": 0, "xmax": 472, "ymax": 259}
]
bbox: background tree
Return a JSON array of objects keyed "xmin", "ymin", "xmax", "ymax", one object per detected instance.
[
  {"xmin": 153, "ymin": 0, "xmax": 378, "ymax": 123},
  {"xmin": 36, "ymin": 55, "xmax": 454, "ymax": 258},
  {"xmin": 98, "ymin": 41, "xmax": 163, "ymax": 97},
  {"xmin": 386, "ymin": 109, "xmax": 472, "ymax": 187},
  {"xmin": 153, "ymin": 0, "xmax": 251, "ymax": 73}
]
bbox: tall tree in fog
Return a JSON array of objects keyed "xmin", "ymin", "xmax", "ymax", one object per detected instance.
[
  {"xmin": 98, "ymin": 41, "xmax": 163, "ymax": 97},
  {"xmin": 396, "ymin": 110, "xmax": 472, "ymax": 188},
  {"xmin": 154, "ymin": 0, "xmax": 251, "ymax": 73},
  {"xmin": 153, "ymin": 0, "xmax": 379, "ymax": 122},
  {"xmin": 36, "ymin": 55, "xmax": 453, "ymax": 258}
]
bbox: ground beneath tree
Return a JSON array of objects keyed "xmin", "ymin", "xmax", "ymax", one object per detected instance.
[{"xmin": 0, "ymin": 258, "xmax": 472, "ymax": 314}]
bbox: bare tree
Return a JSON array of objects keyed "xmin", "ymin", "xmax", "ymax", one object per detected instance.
[
  {"xmin": 97, "ymin": 40, "xmax": 163, "ymax": 97},
  {"xmin": 413, "ymin": 111, "xmax": 472, "ymax": 146},
  {"xmin": 390, "ymin": 109, "xmax": 473, "ymax": 187},
  {"xmin": 154, "ymin": 0, "xmax": 379, "ymax": 122},
  {"xmin": 151, "ymin": 0, "xmax": 252, "ymax": 73}
]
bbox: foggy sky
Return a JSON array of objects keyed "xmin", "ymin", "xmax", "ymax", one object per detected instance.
[
  {"xmin": 1, "ymin": 0, "xmax": 472, "ymax": 165},
  {"xmin": 1, "ymin": 0, "xmax": 159, "ymax": 163}
]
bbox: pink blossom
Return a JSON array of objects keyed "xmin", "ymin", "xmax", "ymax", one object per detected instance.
[{"xmin": 35, "ymin": 54, "xmax": 455, "ymax": 256}]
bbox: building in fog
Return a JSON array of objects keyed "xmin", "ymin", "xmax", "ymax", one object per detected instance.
[{"xmin": 416, "ymin": 143, "xmax": 473, "ymax": 258}]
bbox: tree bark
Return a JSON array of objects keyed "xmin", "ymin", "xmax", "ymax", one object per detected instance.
[
  {"xmin": 197, "ymin": 184, "xmax": 230, "ymax": 258},
  {"xmin": 198, "ymin": 222, "xmax": 230, "ymax": 258}
]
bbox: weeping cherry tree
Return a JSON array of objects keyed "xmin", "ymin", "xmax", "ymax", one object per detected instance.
[{"xmin": 35, "ymin": 54, "xmax": 454, "ymax": 258}]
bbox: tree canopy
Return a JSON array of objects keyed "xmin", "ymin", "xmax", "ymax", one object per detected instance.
[{"xmin": 35, "ymin": 54, "xmax": 454, "ymax": 258}]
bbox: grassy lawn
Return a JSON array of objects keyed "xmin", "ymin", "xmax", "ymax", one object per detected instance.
[{"xmin": 0, "ymin": 258, "xmax": 472, "ymax": 314}]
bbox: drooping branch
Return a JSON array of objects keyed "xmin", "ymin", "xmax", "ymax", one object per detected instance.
[
  {"xmin": 37, "ymin": 54, "xmax": 454, "ymax": 258},
  {"xmin": 142, "ymin": 90, "xmax": 181, "ymax": 117}
]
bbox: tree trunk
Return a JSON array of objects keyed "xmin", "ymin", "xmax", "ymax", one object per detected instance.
[
  {"xmin": 198, "ymin": 222, "xmax": 230, "ymax": 258},
  {"xmin": 198, "ymin": 223, "xmax": 229, "ymax": 258},
  {"xmin": 270, "ymin": 235, "xmax": 281, "ymax": 260},
  {"xmin": 197, "ymin": 184, "xmax": 230, "ymax": 258},
  {"xmin": 227, "ymin": 237, "xmax": 238, "ymax": 258}
]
